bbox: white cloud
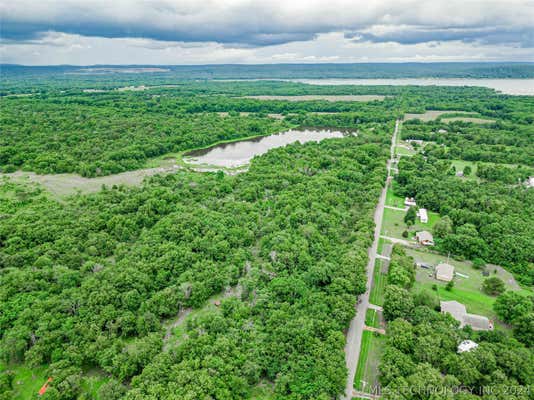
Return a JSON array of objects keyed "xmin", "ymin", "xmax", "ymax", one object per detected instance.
[{"xmin": 0, "ymin": 0, "xmax": 533, "ymax": 64}]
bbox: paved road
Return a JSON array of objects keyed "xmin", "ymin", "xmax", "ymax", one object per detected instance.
[{"xmin": 343, "ymin": 120, "xmax": 399, "ymax": 399}]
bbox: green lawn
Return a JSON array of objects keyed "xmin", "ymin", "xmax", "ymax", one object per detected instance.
[
  {"xmin": 381, "ymin": 208, "xmax": 406, "ymax": 238},
  {"xmin": 370, "ymin": 259, "xmax": 387, "ymax": 306},
  {"xmin": 354, "ymin": 332, "xmax": 385, "ymax": 392},
  {"xmin": 406, "ymin": 247, "xmax": 531, "ymax": 323},
  {"xmin": 385, "ymin": 187, "xmax": 405, "ymax": 208},
  {"xmin": 395, "ymin": 144, "xmax": 416, "ymax": 156},
  {"xmin": 381, "ymin": 207, "xmax": 440, "ymax": 240},
  {"xmin": 365, "ymin": 309, "xmax": 380, "ymax": 329},
  {"xmin": 353, "ymin": 331, "xmax": 372, "ymax": 391},
  {"xmin": 0, "ymin": 363, "xmax": 48, "ymax": 399},
  {"xmin": 450, "ymin": 160, "xmax": 478, "ymax": 178}
]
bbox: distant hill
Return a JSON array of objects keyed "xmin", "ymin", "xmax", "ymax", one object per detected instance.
[{"xmin": 2, "ymin": 62, "xmax": 534, "ymax": 79}]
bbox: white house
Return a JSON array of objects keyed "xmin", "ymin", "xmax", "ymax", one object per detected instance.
[
  {"xmin": 418, "ymin": 208, "xmax": 428, "ymax": 224},
  {"xmin": 435, "ymin": 262, "xmax": 455, "ymax": 282}
]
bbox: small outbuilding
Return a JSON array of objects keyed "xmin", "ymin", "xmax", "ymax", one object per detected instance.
[
  {"xmin": 418, "ymin": 208, "xmax": 428, "ymax": 223},
  {"xmin": 405, "ymin": 197, "xmax": 417, "ymax": 207},
  {"xmin": 458, "ymin": 340, "xmax": 478, "ymax": 353},
  {"xmin": 435, "ymin": 262, "xmax": 455, "ymax": 282},
  {"xmin": 415, "ymin": 231, "xmax": 434, "ymax": 246}
]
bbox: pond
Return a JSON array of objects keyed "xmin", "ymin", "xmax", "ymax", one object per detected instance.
[{"xmin": 184, "ymin": 128, "xmax": 350, "ymax": 168}]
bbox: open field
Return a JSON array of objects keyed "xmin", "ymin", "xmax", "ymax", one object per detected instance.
[
  {"xmin": 241, "ymin": 95, "xmax": 386, "ymax": 102},
  {"xmin": 217, "ymin": 112, "xmax": 285, "ymax": 119},
  {"xmin": 406, "ymin": 247, "xmax": 530, "ymax": 321},
  {"xmin": 1, "ymin": 165, "xmax": 181, "ymax": 197},
  {"xmin": 441, "ymin": 117, "xmax": 495, "ymax": 124},
  {"xmin": 381, "ymin": 207, "xmax": 440, "ymax": 240},
  {"xmin": 385, "ymin": 187, "xmax": 405, "ymax": 208},
  {"xmin": 353, "ymin": 331, "xmax": 385, "ymax": 392},
  {"xmin": 403, "ymin": 110, "xmax": 473, "ymax": 122},
  {"xmin": 450, "ymin": 160, "xmax": 478, "ymax": 177},
  {"xmin": 395, "ymin": 143, "xmax": 416, "ymax": 156}
]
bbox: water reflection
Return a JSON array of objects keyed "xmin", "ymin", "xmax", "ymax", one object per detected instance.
[{"xmin": 184, "ymin": 128, "xmax": 351, "ymax": 168}]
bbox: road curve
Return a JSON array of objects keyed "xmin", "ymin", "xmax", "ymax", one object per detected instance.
[{"xmin": 343, "ymin": 120, "xmax": 399, "ymax": 399}]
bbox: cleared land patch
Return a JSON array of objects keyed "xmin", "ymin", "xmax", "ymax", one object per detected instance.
[
  {"xmin": 240, "ymin": 95, "xmax": 386, "ymax": 102},
  {"xmin": 381, "ymin": 207, "xmax": 440, "ymax": 240},
  {"xmin": 441, "ymin": 117, "xmax": 495, "ymax": 124},
  {"xmin": 405, "ymin": 247, "xmax": 528, "ymax": 323},
  {"xmin": 403, "ymin": 110, "xmax": 473, "ymax": 121},
  {"xmin": 1, "ymin": 165, "xmax": 181, "ymax": 197}
]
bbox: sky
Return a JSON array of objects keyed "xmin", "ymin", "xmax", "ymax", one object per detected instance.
[{"xmin": 1, "ymin": 0, "xmax": 534, "ymax": 65}]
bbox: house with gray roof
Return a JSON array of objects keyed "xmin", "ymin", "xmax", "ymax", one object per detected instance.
[{"xmin": 441, "ymin": 300, "xmax": 493, "ymax": 331}]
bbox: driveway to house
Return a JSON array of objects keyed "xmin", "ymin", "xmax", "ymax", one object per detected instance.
[{"xmin": 343, "ymin": 120, "xmax": 399, "ymax": 399}]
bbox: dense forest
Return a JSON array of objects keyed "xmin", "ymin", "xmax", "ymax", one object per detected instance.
[
  {"xmin": 0, "ymin": 129, "xmax": 389, "ymax": 399},
  {"xmin": 1, "ymin": 77, "xmax": 532, "ymax": 399}
]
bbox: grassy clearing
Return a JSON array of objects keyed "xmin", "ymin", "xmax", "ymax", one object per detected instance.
[
  {"xmin": 381, "ymin": 207, "xmax": 440, "ymax": 240},
  {"xmin": 0, "ymin": 362, "xmax": 110, "ymax": 400},
  {"xmin": 403, "ymin": 110, "xmax": 473, "ymax": 122},
  {"xmin": 395, "ymin": 144, "xmax": 416, "ymax": 156},
  {"xmin": 441, "ymin": 117, "xmax": 495, "ymax": 124},
  {"xmin": 354, "ymin": 332, "xmax": 385, "ymax": 392},
  {"xmin": 0, "ymin": 363, "xmax": 49, "ymax": 399},
  {"xmin": 406, "ymin": 247, "xmax": 530, "ymax": 322},
  {"xmin": 370, "ymin": 259, "xmax": 387, "ymax": 306},
  {"xmin": 241, "ymin": 95, "xmax": 386, "ymax": 102},
  {"xmin": 385, "ymin": 187, "xmax": 405, "ymax": 208},
  {"xmin": 450, "ymin": 160, "xmax": 479, "ymax": 178}
]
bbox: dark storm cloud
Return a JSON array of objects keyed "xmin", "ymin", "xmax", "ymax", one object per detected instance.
[
  {"xmin": 347, "ymin": 26, "xmax": 534, "ymax": 47},
  {"xmin": 1, "ymin": 1, "xmax": 533, "ymax": 48}
]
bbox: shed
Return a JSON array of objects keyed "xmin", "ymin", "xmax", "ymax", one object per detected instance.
[
  {"xmin": 435, "ymin": 263, "xmax": 455, "ymax": 282},
  {"xmin": 418, "ymin": 208, "xmax": 428, "ymax": 223},
  {"xmin": 415, "ymin": 231, "xmax": 434, "ymax": 246},
  {"xmin": 405, "ymin": 197, "xmax": 417, "ymax": 207}
]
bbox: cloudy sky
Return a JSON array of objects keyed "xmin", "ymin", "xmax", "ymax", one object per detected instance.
[{"xmin": 1, "ymin": 0, "xmax": 533, "ymax": 65}]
